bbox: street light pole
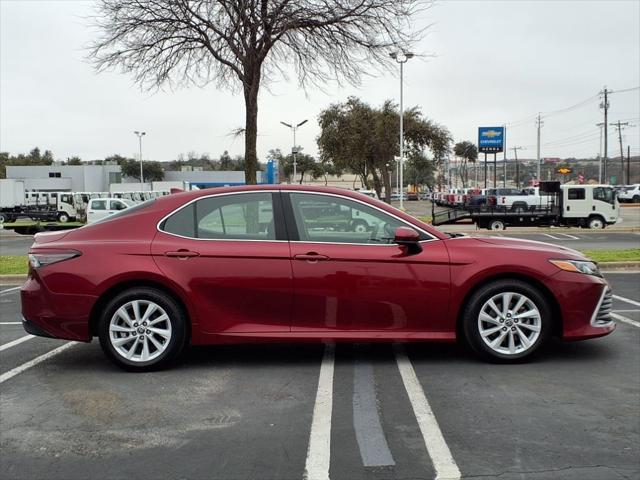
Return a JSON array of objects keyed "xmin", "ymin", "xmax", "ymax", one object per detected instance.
[
  {"xmin": 390, "ymin": 51, "xmax": 413, "ymax": 209},
  {"xmin": 134, "ymin": 131, "xmax": 146, "ymax": 189},
  {"xmin": 280, "ymin": 120, "xmax": 308, "ymax": 183}
]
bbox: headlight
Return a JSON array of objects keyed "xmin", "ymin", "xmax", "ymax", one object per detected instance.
[{"xmin": 549, "ymin": 259, "xmax": 601, "ymax": 276}]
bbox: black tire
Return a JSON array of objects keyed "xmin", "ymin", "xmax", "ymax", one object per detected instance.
[
  {"xmin": 633, "ymin": 195, "xmax": 640, "ymax": 204},
  {"xmin": 488, "ymin": 219, "xmax": 506, "ymax": 231},
  {"xmin": 57, "ymin": 213, "xmax": 70, "ymax": 223},
  {"xmin": 588, "ymin": 215, "xmax": 605, "ymax": 229},
  {"xmin": 98, "ymin": 287, "xmax": 187, "ymax": 371},
  {"xmin": 350, "ymin": 219, "xmax": 369, "ymax": 233},
  {"xmin": 462, "ymin": 279, "xmax": 552, "ymax": 363}
]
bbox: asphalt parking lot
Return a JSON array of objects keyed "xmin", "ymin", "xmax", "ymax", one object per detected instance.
[{"xmin": 1, "ymin": 274, "xmax": 639, "ymax": 480}]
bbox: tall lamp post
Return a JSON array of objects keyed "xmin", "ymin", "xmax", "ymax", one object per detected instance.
[
  {"xmin": 390, "ymin": 50, "xmax": 414, "ymax": 210},
  {"xmin": 133, "ymin": 131, "xmax": 146, "ymax": 189},
  {"xmin": 280, "ymin": 119, "xmax": 308, "ymax": 183}
]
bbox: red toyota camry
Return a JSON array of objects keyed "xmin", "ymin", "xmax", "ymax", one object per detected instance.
[{"xmin": 21, "ymin": 185, "xmax": 615, "ymax": 370}]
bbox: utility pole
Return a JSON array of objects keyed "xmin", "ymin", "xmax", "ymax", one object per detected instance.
[
  {"xmin": 628, "ymin": 145, "xmax": 631, "ymax": 185},
  {"xmin": 512, "ymin": 146, "xmax": 523, "ymax": 188},
  {"xmin": 610, "ymin": 121, "xmax": 629, "ymax": 185},
  {"xmin": 536, "ymin": 114, "xmax": 543, "ymax": 182},
  {"xmin": 596, "ymin": 122, "xmax": 605, "ymax": 183},
  {"xmin": 600, "ymin": 87, "xmax": 610, "ymax": 182}
]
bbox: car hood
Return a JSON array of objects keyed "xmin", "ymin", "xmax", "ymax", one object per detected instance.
[{"xmin": 471, "ymin": 236, "xmax": 586, "ymax": 259}]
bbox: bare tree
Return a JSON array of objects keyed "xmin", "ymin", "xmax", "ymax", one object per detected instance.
[{"xmin": 89, "ymin": 0, "xmax": 427, "ymax": 184}]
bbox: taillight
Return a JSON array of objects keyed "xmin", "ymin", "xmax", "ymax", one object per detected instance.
[{"xmin": 28, "ymin": 251, "xmax": 80, "ymax": 269}]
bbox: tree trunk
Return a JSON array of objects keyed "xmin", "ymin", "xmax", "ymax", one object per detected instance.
[
  {"xmin": 382, "ymin": 169, "xmax": 392, "ymax": 204},
  {"xmin": 243, "ymin": 78, "xmax": 260, "ymax": 185},
  {"xmin": 370, "ymin": 169, "xmax": 384, "ymax": 202}
]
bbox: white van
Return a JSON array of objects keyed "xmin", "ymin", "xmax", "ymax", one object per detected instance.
[{"xmin": 87, "ymin": 198, "xmax": 135, "ymax": 224}]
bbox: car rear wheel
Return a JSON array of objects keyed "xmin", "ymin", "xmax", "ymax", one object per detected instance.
[
  {"xmin": 98, "ymin": 287, "xmax": 187, "ymax": 371},
  {"xmin": 462, "ymin": 280, "xmax": 551, "ymax": 362},
  {"xmin": 488, "ymin": 219, "xmax": 505, "ymax": 231}
]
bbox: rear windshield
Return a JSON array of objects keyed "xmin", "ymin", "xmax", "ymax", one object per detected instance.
[{"xmin": 90, "ymin": 199, "xmax": 156, "ymax": 225}]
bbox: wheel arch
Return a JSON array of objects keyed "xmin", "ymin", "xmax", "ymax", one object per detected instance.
[
  {"xmin": 88, "ymin": 279, "xmax": 192, "ymax": 342},
  {"xmin": 455, "ymin": 272, "xmax": 563, "ymax": 341}
]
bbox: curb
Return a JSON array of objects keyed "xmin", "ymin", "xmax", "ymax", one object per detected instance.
[{"xmin": 0, "ymin": 275, "xmax": 26, "ymax": 286}]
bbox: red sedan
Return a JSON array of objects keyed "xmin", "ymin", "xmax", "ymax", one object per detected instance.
[{"xmin": 21, "ymin": 185, "xmax": 615, "ymax": 370}]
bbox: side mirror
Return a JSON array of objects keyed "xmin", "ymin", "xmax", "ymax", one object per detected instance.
[{"xmin": 394, "ymin": 226, "xmax": 422, "ymax": 254}]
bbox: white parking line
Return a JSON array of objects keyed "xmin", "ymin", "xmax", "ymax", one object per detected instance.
[
  {"xmin": 394, "ymin": 344, "xmax": 461, "ymax": 480},
  {"xmin": 611, "ymin": 313, "xmax": 640, "ymax": 328},
  {"xmin": 613, "ymin": 295, "xmax": 640, "ymax": 308},
  {"xmin": 559, "ymin": 233, "xmax": 580, "ymax": 240},
  {"xmin": 0, "ymin": 286, "xmax": 21, "ymax": 295},
  {"xmin": 0, "ymin": 342, "xmax": 74, "ymax": 384},
  {"xmin": 0, "ymin": 322, "xmax": 22, "ymax": 325},
  {"xmin": 0, "ymin": 334, "xmax": 34, "ymax": 352},
  {"xmin": 543, "ymin": 233, "xmax": 563, "ymax": 240},
  {"xmin": 304, "ymin": 343, "xmax": 335, "ymax": 480}
]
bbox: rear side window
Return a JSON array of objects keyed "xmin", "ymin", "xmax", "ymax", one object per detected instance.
[
  {"xmin": 160, "ymin": 193, "xmax": 276, "ymax": 241},
  {"xmin": 568, "ymin": 188, "xmax": 585, "ymax": 200},
  {"xmin": 162, "ymin": 203, "xmax": 196, "ymax": 238}
]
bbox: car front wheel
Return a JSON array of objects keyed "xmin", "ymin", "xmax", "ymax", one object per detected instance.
[
  {"xmin": 98, "ymin": 287, "xmax": 187, "ymax": 371},
  {"xmin": 463, "ymin": 279, "xmax": 551, "ymax": 362}
]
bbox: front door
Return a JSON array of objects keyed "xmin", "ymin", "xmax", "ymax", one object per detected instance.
[
  {"xmin": 285, "ymin": 192, "xmax": 450, "ymax": 333},
  {"xmin": 152, "ymin": 191, "xmax": 292, "ymax": 334}
]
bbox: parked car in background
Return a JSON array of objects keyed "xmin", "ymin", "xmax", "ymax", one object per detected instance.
[
  {"xmin": 22, "ymin": 185, "xmax": 615, "ymax": 371},
  {"xmin": 86, "ymin": 198, "xmax": 136, "ymax": 224},
  {"xmin": 407, "ymin": 192, "xmax": 419, "ymax": 201},
  {"xmin": 618, "ymin": 184, "xmax": 640, "ymax": 203}
]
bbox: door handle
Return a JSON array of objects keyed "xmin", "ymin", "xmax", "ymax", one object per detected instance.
[
  {"xmin": 165, "ymin": 250, "xmax": 200, "ymax": 259},
  {"xmin": 294, "ymin": 252, "xmax": 329, "ymax": 262}
]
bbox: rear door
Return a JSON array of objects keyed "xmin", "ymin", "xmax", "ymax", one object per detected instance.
[
  {"xmin": 87, "ymin": 199, "xmax": 108, "ymax": 223},
  {"xmin": 152, "ymin": 191, "xmax": 293, "ymax": 334}
]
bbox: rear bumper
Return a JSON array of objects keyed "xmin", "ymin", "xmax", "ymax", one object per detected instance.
[{"xmin": 21, "ymin": 275, "xmax": 95, "ymax": 342}]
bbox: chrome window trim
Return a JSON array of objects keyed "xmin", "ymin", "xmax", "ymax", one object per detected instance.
[
  {"xmin": 156, "ymin": 189, "xmax": 439, "ymax": 244},
  {"xmin": 285, "ymin": 190, "xmax": 436, "ymax": 243},
  {"xmin": 156, "ymin": 190, "xmax": 285, "ymax": 243}
]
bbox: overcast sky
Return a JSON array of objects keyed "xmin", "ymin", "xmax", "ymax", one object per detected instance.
[{"xmin": 1, "ymin": 0, "xmax": 639, "ymax": 163}]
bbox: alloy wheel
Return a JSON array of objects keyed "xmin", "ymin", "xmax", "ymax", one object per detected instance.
[
  {"xmin": 108, "ymin": 300, "xmax": 173, "ymax": 362},
  {"xmin": 477, "ymin": 292, "xmax": 542, "ymax": 356}
]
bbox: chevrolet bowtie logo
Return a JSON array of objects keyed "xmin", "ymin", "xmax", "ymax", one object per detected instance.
[{"xmin": 481, "ymin": 130, "xmax": 502, "ymax": 138}]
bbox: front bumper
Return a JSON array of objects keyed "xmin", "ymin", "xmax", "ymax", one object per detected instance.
[{"xmin": 549, "ymin": 270, "xmax": 616, "ymax": 340}]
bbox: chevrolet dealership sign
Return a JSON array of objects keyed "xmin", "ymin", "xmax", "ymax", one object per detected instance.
[{"xmin": 478, "ymin": 127, "xmax": 505, "ymax": 153}]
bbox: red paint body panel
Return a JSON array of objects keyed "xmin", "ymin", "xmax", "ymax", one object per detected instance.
[
  {"xmin": 20, "ymin": 185, "xmax": 615, "ymax": 348},
  {"xmin": 289, "ymin": 240, "xmax": 450, "ymax": 332}
]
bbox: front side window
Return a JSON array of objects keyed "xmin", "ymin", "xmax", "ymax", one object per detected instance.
[
  {"xmin": 110, "ymin": 200, "xmax": 127, "ymax": 211},
  {"xmin": 568, "ymin": 188, "xmax": 585, "ymax": 200},
  {"xmin": 289, "ymin": 193, "xmax": 417, "ymax": 245},
  {"xmin": 593, "ymin": 187, "xmax": 615, "ymax": 205},
  {"xmin": 161, "ymin": 193, "xmax": 276, "ymax": 241}
]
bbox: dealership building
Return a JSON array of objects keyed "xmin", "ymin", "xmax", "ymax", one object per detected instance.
[{"xmin": 6, "ymin": 165, "xmax": 122, "ymax": 192}]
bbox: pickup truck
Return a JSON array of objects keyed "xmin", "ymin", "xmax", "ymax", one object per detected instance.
[{"xmin": 488, "ymin": 188, "xmax": 543, "ymax": 211}]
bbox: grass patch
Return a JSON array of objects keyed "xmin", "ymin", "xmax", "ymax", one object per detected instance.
[
  {"xmin": 582, "ymin": 249, "xmax": 640, "ymax": 263},
  {"xmin": 417, "ymin": 215, "xmax": 432, "ymax": 223},
  {"xmin": 0, "ymin": 256, "xmax": 28, "ymax": 275}
]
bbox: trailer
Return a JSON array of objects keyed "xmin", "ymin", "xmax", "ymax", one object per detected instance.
[{"xmin": 432, "ymin": 182, "xmax": 619, "ymax": 230}]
